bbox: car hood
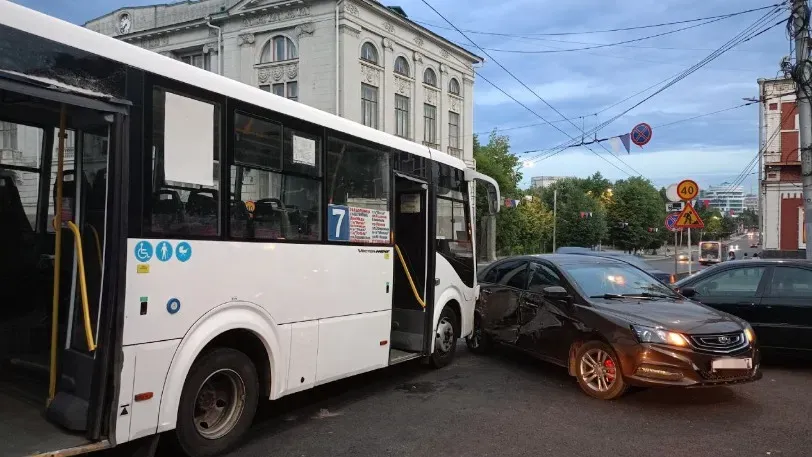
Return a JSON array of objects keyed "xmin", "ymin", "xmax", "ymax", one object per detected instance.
[{"xmin": 589, "ymin": 298, "xmax": 744, "ymax": 334}]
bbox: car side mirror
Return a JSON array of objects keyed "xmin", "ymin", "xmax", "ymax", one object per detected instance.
[
  {"xmin": 680, "ymin": 286, "xmax": 697, "ymax": 298},
  {"xmin": 543, "ymin": 286, "xmax": 569, "ymax": 300}
]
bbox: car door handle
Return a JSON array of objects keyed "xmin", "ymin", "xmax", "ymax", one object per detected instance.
[
  {"xmin": 481, "ymin": 289, "xmax": 493, "ymax": 295},
  {"xmin": 736, "ymin": 302, "xmax": 756, "ymax": 306}
]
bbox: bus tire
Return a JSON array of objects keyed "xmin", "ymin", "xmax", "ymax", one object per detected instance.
[
  {"xmin": 430, "ymin": 306, "xmax": 458, "ymax": 368},
  {"xmin": 173, "ymin": 347, "xmax": 259, "ymax": 457}
]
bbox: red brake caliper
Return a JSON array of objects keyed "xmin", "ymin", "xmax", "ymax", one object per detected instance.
[{"xmin": 604, "ymin": 358, "xmax": 616, "ymax": 383}]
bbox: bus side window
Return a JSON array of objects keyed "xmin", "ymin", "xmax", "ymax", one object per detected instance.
[
  {"xmin": 229, "ymin": 110, "xmax": 322, "ymax": 241},
  {"xmin": 146, "ymin": 87, "xmax": 221, "ymax": 237}
]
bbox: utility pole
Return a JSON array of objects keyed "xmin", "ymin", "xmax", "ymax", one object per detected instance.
[
  {"xmin": 791, "ymin": 0, "xmax": 812, "ymax": 259},
  {"xmin": 552, "ymin": 189, "xmax": 558, "ymax": 252}
]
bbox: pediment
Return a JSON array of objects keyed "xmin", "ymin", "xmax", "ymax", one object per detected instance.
[{"xmin": 228, "ymin": 0, "xmax": 307, "ymax": 14}]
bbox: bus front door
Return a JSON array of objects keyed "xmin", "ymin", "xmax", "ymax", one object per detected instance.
[{"xmin": 0, "ymin": 77, "xmax": 127, "ymax": 455}]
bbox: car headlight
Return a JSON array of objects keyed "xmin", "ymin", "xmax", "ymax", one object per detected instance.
[
  {"xmin": 632, "ymin": 325, "xmax": 689, "ymax": 347},
  {"xmin": 744, "ymin": 325, "xmax": 756, "ymax": 344}
]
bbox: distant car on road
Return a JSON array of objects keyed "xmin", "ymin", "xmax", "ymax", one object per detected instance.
[
  {"xmin": 675, "ymin": 259, "xmax": 812, "ymax": 355},
  {"xmin": 555, "ymin": 247, "xmax": 674, "ymax": 284},
  {"xmin": 468, "ymin": 254, "xmax": 761, "ymax": 400},
  {"xmin": 677, "ymin": 252, "xmax": 690, "ymax": 262}
]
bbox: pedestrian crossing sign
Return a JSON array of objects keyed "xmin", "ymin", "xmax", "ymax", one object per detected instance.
[{"xmin": 674, "ymin": 202, "xmax": 704, "ymax": 229}]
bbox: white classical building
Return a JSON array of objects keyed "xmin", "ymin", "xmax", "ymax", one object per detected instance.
[{"xmin": 84, "ymin": 0, "xmax": 482, "ymax": 166}]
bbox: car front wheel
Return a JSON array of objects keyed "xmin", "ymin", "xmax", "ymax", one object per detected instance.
[
  {"xmin": 574, "ymin": 341, "xmax": 627, "ymax": 400},
  {"xmin": 465, "ymin": 313, "xmax": 490, "ymax": 354}
]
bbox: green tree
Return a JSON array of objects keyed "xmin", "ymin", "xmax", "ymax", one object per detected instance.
[
  {"xmin": 606, "ymin": 177, "xmax": 666, "ymax": 252},
  {"xmin": 704, "ymin": 217, "xmax": 723, "ymax": 239},
  {"xmin": 538, "ymin": 178, "xmax": 607, "ymax": 249},
  {"xmin": 739, "ymin": 209, "xmax": 758, "ymax": 229}
]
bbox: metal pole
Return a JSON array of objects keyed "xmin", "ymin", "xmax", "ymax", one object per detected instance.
[
  {"xmin": 552, "ymin": 189, "xmax": 557, "ymax": 252},
  {"xmin": 688, "ymin": 228, "xmax": 692, "ymax": 275},
  {"xmin": 757, "ymin": 78, "xmax": 765, "ymax": 247},
  {"xmin": 674, "ymin": 230, "xmax": 678, "ymax": 275},
  {"xmin": 792, "ymin": 0, "xmax": 812, "ymax": 259}
]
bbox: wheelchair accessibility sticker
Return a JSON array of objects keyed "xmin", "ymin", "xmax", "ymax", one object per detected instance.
[{"xmin": 134, "ymin": 241, "xmax": 153, "ymax": 262}]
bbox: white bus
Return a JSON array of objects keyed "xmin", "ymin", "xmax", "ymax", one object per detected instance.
[{"xmin": 0, "ymin": 3, "xmax": 500, "ymax": 456}]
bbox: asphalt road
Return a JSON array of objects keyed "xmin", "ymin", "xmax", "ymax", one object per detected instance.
[
  {"xmin": 133, "ymin": 344, "xmax": 811, "ymax": 457},
  {"xmin": 649, "ymin": 235, "xmax": 763, "ymax": 275}
]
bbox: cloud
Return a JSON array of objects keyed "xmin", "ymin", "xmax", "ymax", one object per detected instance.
[{"xmin": 475, "ymin": 78, "xmax": 613, "ymax": 106}]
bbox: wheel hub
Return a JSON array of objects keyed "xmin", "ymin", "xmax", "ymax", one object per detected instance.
[{"xmin": 435, "ymin": 318, "xmax": 454, "ymax": 353}]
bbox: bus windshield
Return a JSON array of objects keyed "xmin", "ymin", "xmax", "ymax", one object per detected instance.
[{"xmin": 700, "ymin": 242, "xmax": 720, "ymax": 259}]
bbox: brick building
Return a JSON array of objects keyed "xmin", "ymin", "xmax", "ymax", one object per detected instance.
[{"xmin": 758, "ymin": 77, "xmax": 806, "ymax": 251}]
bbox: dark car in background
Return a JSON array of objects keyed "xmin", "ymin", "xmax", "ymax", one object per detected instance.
[
  {"xmin": 675, "ymin": 259, "xmax": 812, "ymax": 355},
  {"xmin": 467, "ymin": 254, "xmax": 760, "ymax": 400},
  {"xmin": 556, "ymin": 247, "xmax": 675, "ymax": 284}
]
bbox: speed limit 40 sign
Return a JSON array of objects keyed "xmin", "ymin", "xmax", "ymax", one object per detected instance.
[{"xmin": 677, "ymin": 179, "xmax": 699, "ymax": 201}]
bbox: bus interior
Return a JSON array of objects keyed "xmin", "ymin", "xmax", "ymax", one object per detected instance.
[{"xmin": 0, "ymin": 75, "xmax": 121, "ymax": 456}]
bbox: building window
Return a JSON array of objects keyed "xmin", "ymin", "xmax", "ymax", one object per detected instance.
[
  {"xmin": 448, "ymin": 111, "xmax": 460, "ymax": 148},
  {"xmin": 361, "ymin": 83, "xmax": 378, "ymax": 129},
  {"xmin": 179, "ymin": 52, "xmax": 211, "ymax": 71},
  {"xmin": 394, "ymin": 56, "xmax": 410, "ymax": 77},
  {"xmin": 260, "ymin": 35, "xmax": 297, "ymax": 63},
  {"xmin": 423, "ymin": 68, "xmax": 437, "ymax": 87},
  {"xmin": 361, "ymin": 42, "xmax": 379, "ymax": 64},
  {"xmin": 260, "ymin": 81, "xmax": 298, "ymax": 102},
  {"xmin": 230, "ymin": 111, "xmax": 322, "ymax": 241},
  {"xmin": 423, "ymin": 104, "xmax": 437, "ymax": 144},
  {"xmin": 449, "ymin": 78, "xmax": 460, "ymax": 95},
  {"xmin": 0, "ymin": 121, "xmax": 18, "ymax": 151},
  {"xmin": 395, "ymin": 94, "xmax": 410, "ymax": 138}
]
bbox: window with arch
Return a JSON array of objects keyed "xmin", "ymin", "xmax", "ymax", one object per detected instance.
[
  {"xmin": 361, "ymin": 42, "xmax": 378, "ymax": 64},
  {"xmin": 423, "ymin": 68, "xmax": 437, "ymax": 87},
  {"xmin": 260, "ymin": 35, "xmax": 298, "ymax": 63},
  {"xmin": 394, "ymin": 56, "xmax": 410, "ymax": 77},
  {"xmin": 449, "ymin": 78, "xmax": 460, "ymax": 95},
  {"xmin": 258, "ymin": 35, "xmax": 299, "ymax": 101}
]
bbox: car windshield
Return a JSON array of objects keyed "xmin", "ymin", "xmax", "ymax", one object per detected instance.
[
  {"xmin": 594, "ymin": 253, "xmax": 651, "ymax": 270},
  {"xmin": 566, "ymin": 263, "xmax": 678, "ymax": 299}
]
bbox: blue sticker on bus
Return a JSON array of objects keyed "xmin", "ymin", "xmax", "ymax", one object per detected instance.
[
  {"xmin": 166, "ymin": 298, "xmax": 181, "ymax": 314},
  {"xmin": 327, "ymin": 204, "xmax": 350, "ymax": 242},
  {"xmin": 156, "ymin": 241, "xmax": 173, "ymax": 262},
  {"xmin": 175, "ymin": 242, "xmax": 192, "ymax": 262},
  {"xmin": 134, "ymin": 241, "xmax": 153, "ymax": 262}
]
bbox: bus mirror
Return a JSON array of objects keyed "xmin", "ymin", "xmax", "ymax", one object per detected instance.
[{"xmin": 465, "ymin": 169, "xmax": 501, "ymax": 215}]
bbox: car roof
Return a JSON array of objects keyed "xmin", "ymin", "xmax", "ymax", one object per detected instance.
[
  {"xmin": 675, "ymin": 258, "xmax": 812, "ymax": 284},
  {"xmin": 485, "ymin": 253, "xmax": 631, "ymax": 267}
]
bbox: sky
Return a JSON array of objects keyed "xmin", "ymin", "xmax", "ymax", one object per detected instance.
[{"xmin": 15, "ymin": 0, "xmax": 790, "ymax": 192}]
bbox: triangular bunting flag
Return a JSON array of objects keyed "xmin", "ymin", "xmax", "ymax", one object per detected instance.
[
  {"xmin": 619, "ymin": 133, "xmax": 631, "ymax": 154},
  {"xmin": 608, "ymin": 136, "xmax": 622, "ymax": 154}
]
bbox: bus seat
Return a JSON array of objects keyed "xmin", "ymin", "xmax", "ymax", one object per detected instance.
[
  {"xmin": 151, "ymin": 189, "xmax": 183, "ymax": 233},
  {"xmin": 253, "ymin": 199, "xmax": 290, "ymax": 240},
  {"xmin": 0, "ymin": 174, "xmax": 36, "ymax": 273},
  {"xmin": 186, "ymin": 189, "xmax": 217, "ymax": 236}
]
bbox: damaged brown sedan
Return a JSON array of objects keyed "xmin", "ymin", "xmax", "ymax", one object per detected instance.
[{"xmin": 467, "ymin": 254, "xmax": 761, "ymax": 400}]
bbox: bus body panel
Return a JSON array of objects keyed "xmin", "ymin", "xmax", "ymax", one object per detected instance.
[
  {"xmin": 432, "ymin": 254, "xmax": 476, "ymax": 345},
  {"xmin": 123, "ymin": 240, "xmax": 394, "ymax": 345},
  {"xmin": 313, "ymin": 311, "xmax": 392, "ymax": 386},
  {"xmin": 129, "ymin": 340, "xmax": 181, "ymax": 441},
  {"xmin": 154, "ymin": 301, "xmax": 291, "ymax": 434}
]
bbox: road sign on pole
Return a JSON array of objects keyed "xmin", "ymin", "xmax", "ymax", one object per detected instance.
[
  {"xmin": 631, "ymin": 123, "xmax": 653, "ymax": 147},
  {"xmin": 677, "ymin": 179, "xmax": 699, "ymax": 201},
  {"xmin": 674, "ymin": 202, "xmax": 705, "ymax": 229},
  {"xmin": 665, "ymin": 213, "xmax": 679, "ymax": 232},
  {"xmin": 665, "ymin": 183, "xmax": 680, "ymax": 202},
  {"xmin": 666, "ymin": 201, "xmax": 685, "ymax": 213}
]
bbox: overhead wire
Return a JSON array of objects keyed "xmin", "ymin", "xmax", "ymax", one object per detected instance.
[
  {"xmin": 419, "ymin": 0, "xmax": 647, "ymax": 178},
  {"xmin": 521, "ymin": 4, "xmax": 789, "ymax": 166},
  {"xmin": 412, "ymin": 4, "xmax": 782, "ymax": 37}
]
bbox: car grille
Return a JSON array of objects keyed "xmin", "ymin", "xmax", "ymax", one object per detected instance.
[
  {"xmin": 699, "ymin": 369, "xmax": 754, "ymax": 381},
  {"xmin": 687, "ymin": 332, "xmax": 748, "ymax": 354}
]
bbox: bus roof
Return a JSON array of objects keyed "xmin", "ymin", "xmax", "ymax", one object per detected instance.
[{"xmin": 0, "ymin": 1, "xmax": 467, "ymax": 171}]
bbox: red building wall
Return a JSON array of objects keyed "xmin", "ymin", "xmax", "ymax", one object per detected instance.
[{"xmin": 780, "ymin": 196, "xmax": 803, "ymax": 250}]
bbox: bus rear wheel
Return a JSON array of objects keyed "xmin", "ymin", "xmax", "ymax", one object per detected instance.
[{"xmin": 174, "ymin": 348, "xmax": 259, "ymax": 457}]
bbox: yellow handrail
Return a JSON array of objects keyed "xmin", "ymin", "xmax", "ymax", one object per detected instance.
[
  {"xmin": 66, "ymin": 221, "xmax": 97, "ymax": 352},
  {"xmin": 394, "ymin": 244, "xmax": 425, "ymax": 309},
  {"xmin": 48, "ymin": 105, "xmax": 66, "ymax": 405}
]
